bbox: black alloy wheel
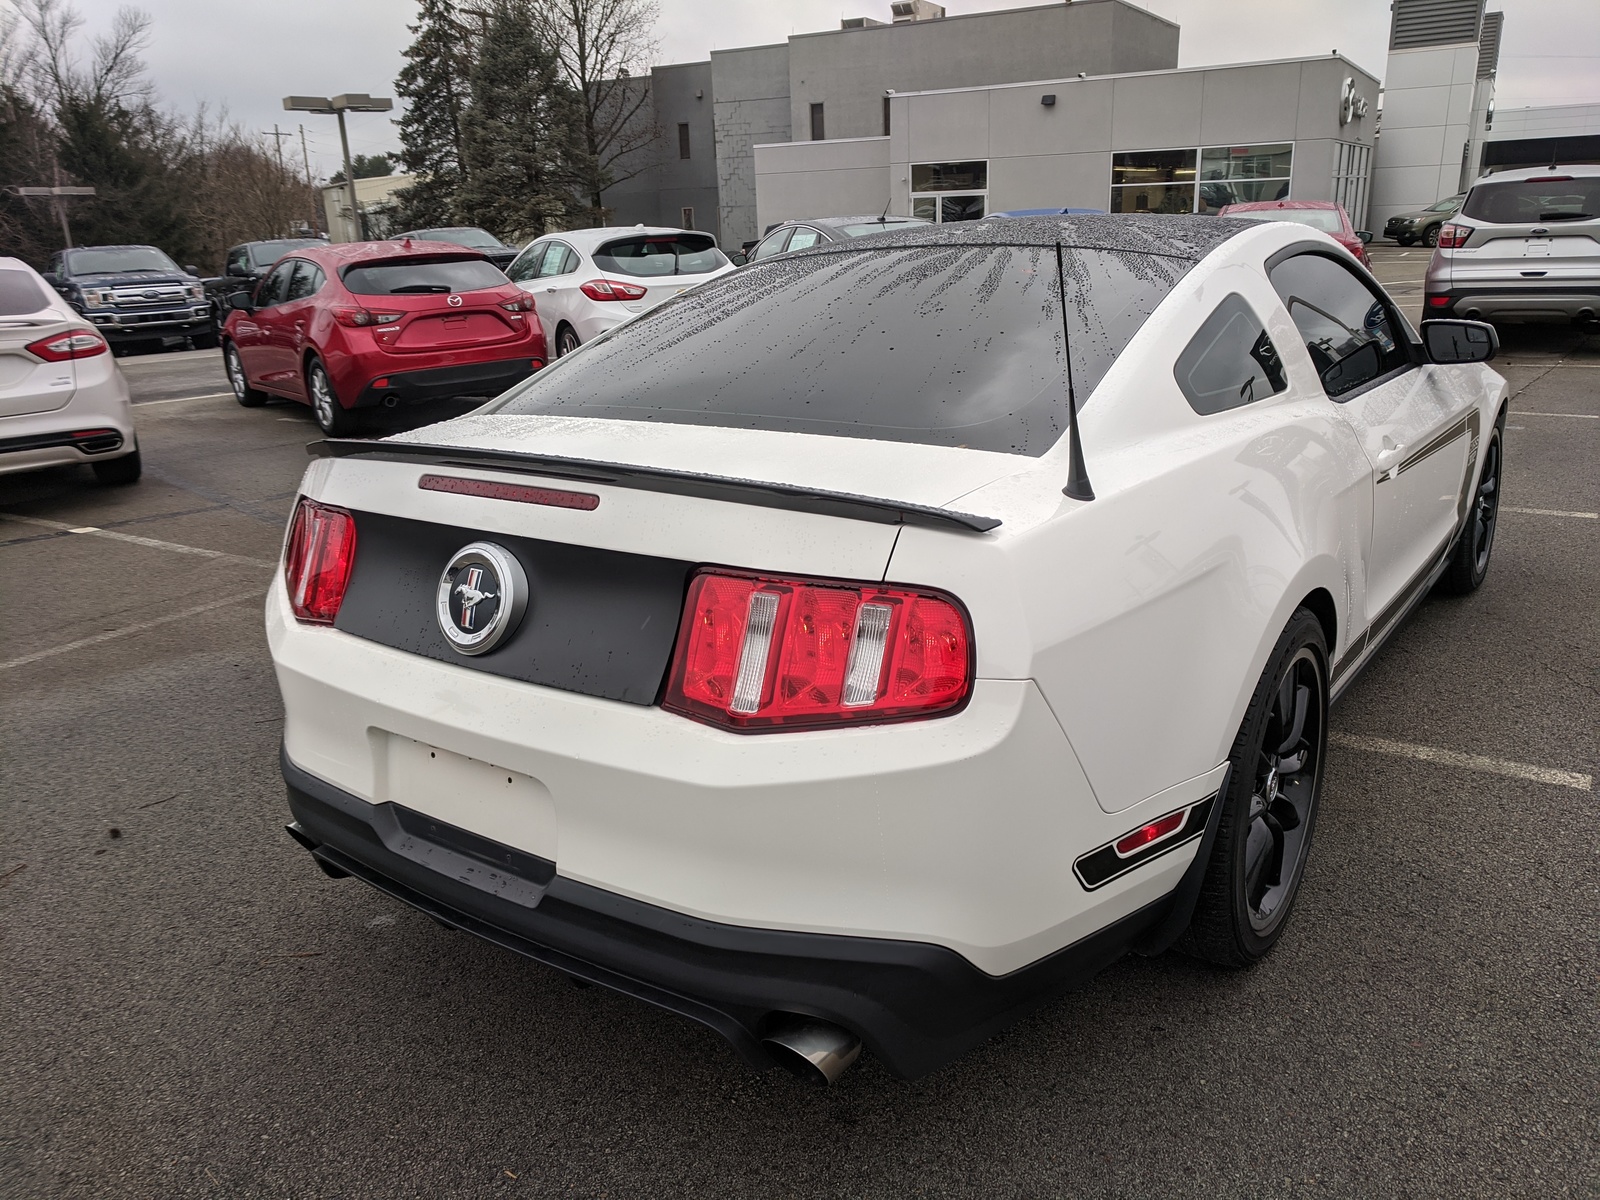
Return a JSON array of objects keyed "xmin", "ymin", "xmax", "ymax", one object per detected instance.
[
  {"xmin": 556, "ymin": 326, "xmax": 580, "ymax": 357},
  {"xmin": 1423, "ymin": 224, "xmax": 1441, "ymax": 248},
  {"xmin": 1440, "ymin": 420, "xmax": 1503, "ymax": 594},
  {"xmin": 1182, "ymin": 608, "xmax": 1328, "ymax": 966}
]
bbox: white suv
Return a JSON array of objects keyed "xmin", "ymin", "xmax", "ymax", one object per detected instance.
[
  {"xmin": 0, "ymin": 257, "xmax": 139, "ymax": 483},
  {"xmin": 505, "ymin": 227, "xmax": 733, "ymax": 358},
  {"xmin": 1424, "ymin": 164, "xmax": 1600, "ymax": 326}
]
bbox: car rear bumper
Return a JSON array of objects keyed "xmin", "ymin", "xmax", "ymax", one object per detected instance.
[
  {"xmin": 0, "ymin": 368, "xmax": 134, "ymax": 475},
  {"xmin": 1425, "ymin": 285, "xmax": 1600, "ymax": 322},
  {"xmin": 351, "ymin": 357, "xmax": 540, "ymax": 408},
  {"xmin": 281, "ymin": 747, "xmax": 1193, "ymax": 1079}
]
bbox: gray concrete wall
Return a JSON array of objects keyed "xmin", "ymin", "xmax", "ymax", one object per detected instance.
[
  {"xmin": 1369, "ymin": 43, "xmax": 1481, "ymax": 226},
  {"xmin": 753, "ymin": 137, "xmax": 891, "ymax": 228},
  {"xmin": 600, "ymin": 63, "xmax": 718, "ymax": 232},
  {"xmin": 711, "ymin": 43, "xmax": 792, "ymax": 248},
  {"xmin": 798, "ymin": 56, "xmax": 1378, "ymax": 226},
  {"xmin": 785, "ymin": 0, "xmax": 1178, "ymax": 146}
]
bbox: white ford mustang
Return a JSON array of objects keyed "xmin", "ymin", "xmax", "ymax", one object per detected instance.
[{"xmin": 268, "ymin": 216, "xmax": 1507, "ymax": 1084}]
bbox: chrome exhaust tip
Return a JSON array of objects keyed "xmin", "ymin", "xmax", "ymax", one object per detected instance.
[{"xmin": 760, "ymin": 1015, "xmax": 862, "ymax": 1086}]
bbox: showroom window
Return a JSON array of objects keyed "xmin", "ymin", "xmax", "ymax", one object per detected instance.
[
  {"xmin": 1198, "ymin": 144, "xmax": 1293, "ymax": 213},
  {"xmin": 1110, "ymin": 149, "xmax": 1197, "ymax": 214},
  {"xmin": 910, "ymin": 160, "xmax": 988, "ymax": 223}
]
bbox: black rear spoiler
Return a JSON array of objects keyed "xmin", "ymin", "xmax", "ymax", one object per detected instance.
[{"xmin": 310, "ymin": 439, "xmax": 1002, "ymax": 533}]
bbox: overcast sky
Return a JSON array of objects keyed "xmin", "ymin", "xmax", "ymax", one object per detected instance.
[{"xmin": 45, "ymin": 0, "xmax": 1600, "ymax": 179}]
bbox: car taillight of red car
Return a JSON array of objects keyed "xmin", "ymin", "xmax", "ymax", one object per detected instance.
[
  {"xmin": 284, "ymin": 498, "xmax": 357, "ymax": 625},
  {"xmin": 332, "ymin": 307, "xmax": 403, "ymax": 328},
  {"xmin": 663, "ymin": 568, "xmax": 973, "ymax": 732}
]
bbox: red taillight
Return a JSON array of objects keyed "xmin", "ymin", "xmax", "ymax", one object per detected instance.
[
  {"xmin": 332, "ymin": 307, "xmax": 403, "ymax": 327},
  {"xmin": 283, "ymin": 498, "xmax": 357, "ymax": 625},
  {"xmin": 1114, "ymin": 810, "xmax": 1187, "ymax": 857},
  {"xmin": 1435, "ymin": 223, "xmax": 1471, "ymax": 248},
  {"xmin": 26, "ymin": 329, "xmax": 108, "ymax": 361},
  {"xmin": 500, "ymin": 294, "xmax": 537, "ymax": 312},
  {"xmin": 662, "ymin": 569, "xmax": 972, "ymax": 732},
  {"xmin": 1428, "ymin": 295, "xmax": 1452, "ymax": 308},
  {"xmin": 580, "ymin": 278, "xmax": 648, "ymax": 301}
]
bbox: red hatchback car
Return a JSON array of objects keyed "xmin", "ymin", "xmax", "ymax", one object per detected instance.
[
  {"xmin": 221, "ymin": 241, "xmax": 545, "ymax": 434},
  {"xmin": 1216, "ymin": 200, "xmax": 1373, "ymax": 266}
]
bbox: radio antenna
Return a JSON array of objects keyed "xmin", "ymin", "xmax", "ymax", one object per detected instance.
[{"xmin": 1054, "ymin": 241, "xmax": 1095, "ymax": 502}]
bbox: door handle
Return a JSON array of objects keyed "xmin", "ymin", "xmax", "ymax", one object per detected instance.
[{"xmin": 545, "ymin": 287, "xmax": 556, "ymax": 293}]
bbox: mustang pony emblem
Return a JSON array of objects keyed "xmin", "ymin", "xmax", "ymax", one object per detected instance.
[{"xmin": 453, "ymin": 567, "xmax": 495, "ymax": 630}]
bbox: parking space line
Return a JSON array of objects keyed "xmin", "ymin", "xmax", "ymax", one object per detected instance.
[
  {"xmin": 1330, "ymin": 732, "xmax": 1592, "ymax": 792},
  {"xmin": 134, "ymin": 391, "xmax": 235, "ymax": 406},
  {"xmin": 0, "ymin": 513, "xmax": 277, "ymax": 568},
  {"xmin": 1513, "ymin": 411, "xmax": 1598, "ymax": 419},
  {"xmin": 1502, "ymin": 506, "xmax": 1599, "ymax": 519},
  {"xmin": 0, "ymin": 591, "xmax": 263, "ymax": 671}
]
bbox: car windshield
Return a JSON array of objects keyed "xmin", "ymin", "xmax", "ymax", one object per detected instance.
[
  {"xmin": 64, "ymin": 246, "xmax": 179, "ymax": 275},
  {"xmin": 408, "ymin": 227, "xmax": 507, "ymax": 250},
  {"xmin": 592, "ymin": 234, "xmax": 726, "ymax": 278},
  {"xmin": 836, "ymin": 220, "xmax": 928, "ymax": 238},
  {"xmin": 489, "ymin": 244, "xmax": 1188, "ymax": 456},
  {"xmin": 1234, "ymin": 209, "xmax": 1344, "ymax": 233},
  {"xmin": 249, "ymin": 240, "xmax": 321, "ymax": 268},
  {"xmin": 341, "ymin": 257, "xmax": 508, "ymax": 295},
  {"xmin": 0, "ymin": 268, "xmax": 51, "ymax": 314},
  {"xmin": 1461, "ymin": 177, "xmax": 1600, "ymax": 223}
]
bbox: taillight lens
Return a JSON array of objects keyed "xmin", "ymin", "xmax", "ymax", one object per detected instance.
[
  {"xmin": 283, "ymin": 498, "xmax": 357, "ymax": 625},
  {"xmin": 26, "ymin": 329, "xmax": 108, "ymax": 361},
  {"xmin": 1435, "ymin": 223, "xmax": 1471, "ymax": 248},
  {"xmin": 663, "ymin": 569, "xmax": 972, "ymax": 731},
  {"xmin": 580, "ymin": 278, "xmax": 648, "ymax": 301},
  {"xmin": 332, "ymin": 307, "xmax": 403, "ymax": 327},
  {"xmin": 500, "ymin": 294, "xmax": 537, "ymax": 312}
]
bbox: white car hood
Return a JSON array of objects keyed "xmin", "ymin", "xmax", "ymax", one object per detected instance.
[{"xmin": 384, "ymin": 413, "xmax": 1024, "ymax": 513}]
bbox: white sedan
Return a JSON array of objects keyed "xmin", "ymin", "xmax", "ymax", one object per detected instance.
[
  {"xmin": 0, "ymin": 256, "xmax": 140, "ymax": 483},
  {"xmin": 268, "ymin": 216, "xmax": 1506, "ymax": 1084},
  {"xmin": 504, "ymin": 226, "xmax": 734, "ymax": 357}
]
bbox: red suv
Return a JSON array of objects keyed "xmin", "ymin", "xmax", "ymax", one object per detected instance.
[{"xmin": 220, "ymin": 241, "xmax": 544, "ymax": 434}]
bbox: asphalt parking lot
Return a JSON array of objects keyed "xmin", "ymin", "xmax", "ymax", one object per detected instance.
[{"xmin": 2, "ymin": 248, "xmax": 1596, "ymax": 1198}]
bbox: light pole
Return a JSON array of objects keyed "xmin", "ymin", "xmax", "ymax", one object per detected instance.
[
  {"xmin": 283, "ymin": 93, "xmax": 394, "ymax": 241},
  {"xmin": 14, "ymin": 185, "xmax": 96, "ymax": 247}
]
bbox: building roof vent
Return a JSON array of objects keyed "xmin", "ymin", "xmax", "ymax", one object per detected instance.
[
  {"xmin": 891, "ymin": 1, "xmax": 946, "ymax": 23},
  {"xmin": 841, "ymin": 15, "xmax": 888, "ymax": 28},
  {"xmin": 1476, "ymin": 10, "xmax": 1504, "ymax": 77},
  {"xmin": 1389, "ymin": 0, "xmax": 1484, "ymax": 50}
]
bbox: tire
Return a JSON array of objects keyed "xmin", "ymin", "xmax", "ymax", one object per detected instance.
[
  {"xmin": 1396, "ymin": 235, "xmax": 1415, "ymax": 246},
  {"xmin": 555, "ymin": 325, "xmax": 580, "ymax": 357},
  {"xmin": 1438, "ymin": 419, "xmax": 1503, "ymax": 595},
  {"xmin": 92, "ymin": 447, "xmax": 142, "ymax": 485},
  {"xmin": 190, "ymin": 330, "xmax": 219, "ymax": 351},
  {"xmin": 1423, "ymin": 224, "xmax": 1441, "ymax": 248},
  {"xmin": 1181, "ymin": 608, "xmax": 1328, "ymax": 967},
  {"xmin": 307, "ymin": 356, "xmax": 360, "ymax": 436},
  {"xmin": 224, "ymin": 343, "xmax": 268, "ymax": 407}
]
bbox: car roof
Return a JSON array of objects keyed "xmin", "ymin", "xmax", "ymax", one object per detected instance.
[
  {"xmin": 989, "ymin": 208, "xmax": 1106, "ymax": 217},
  {"xmin": 777, "ymin": 213, "xmax": 1254, "ymax": 262},
  {"xmin": 295, "ymin": 239, "xmax": 491, "ymax": 265},
  {"xmin": 64, "ymin": 244, "xmax": 167, "ymax": 253},
  {"xmin": 538, "ymin": 226, "xmax": 704, "ymax": 249},
  {"xmin": 1471, "ymin": 163, "xmax": 1600, "ymax": 183},
  {"xmin": 1220, "ymin": 200, "xmax": 1342, "ymax": 212}
]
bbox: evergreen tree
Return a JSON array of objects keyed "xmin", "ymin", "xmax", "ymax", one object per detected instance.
[
  {"xmin": 454, "ymin": 0, "xmax": 584, "ymax": 240},
  {"xmin": 392, "ymin": 0, "xmax": 470, "ymax": 229}
]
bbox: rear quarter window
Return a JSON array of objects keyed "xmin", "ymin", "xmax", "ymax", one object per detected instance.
[
  {"xmin": 342, "ymin": 257, "xmax": 508, "ymax": 295},
  {"xmin": 593, "ymin": 234, "xmax": 725, "ymax": 278},
  {"xmin": 0, "ymin": 269, "xmax": 51, "ymax": 315},
  {"xmin": 1174, "ymin": 294, "xmax": 1287, "ymax": 415}
]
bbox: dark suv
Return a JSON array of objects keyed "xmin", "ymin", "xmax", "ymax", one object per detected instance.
[
  {"xmin": 204, "ymin": 239, "xmax": 325, "ymax": 335},
  {"xmin": 44, "ymin": 245, "xmax": 212, "ymax": 352}
]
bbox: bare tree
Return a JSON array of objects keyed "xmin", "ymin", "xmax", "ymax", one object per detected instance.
[
  {"xmin": 21, "ymin": 0, "xmax": 150, "ymax": 110},
  {"xmin": 533, "ymin": 0, "xmax": 660, "ymax": 220}
]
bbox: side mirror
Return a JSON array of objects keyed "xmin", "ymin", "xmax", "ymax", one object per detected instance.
[
  {"xmin": 226, "ymin": 291, "xmax": 254, "ymax": 313},
  {"xmin": 1421, "ymin": 319, "xmax": 1498, "ymax": 364},
  {"xmin": 184, "ymin": 264, "xmax": 200, "ymax": 276},
  {"xmin": 39, "ymin": 272, "xmax": 58, "ymax": 287},
  {"xmin": 1356, "ymin": 230, "xmax": 1374, "ymax": 244},
  {"xmin": 729, "ymin": 251, "xmax": 749, "ymax": 266}
]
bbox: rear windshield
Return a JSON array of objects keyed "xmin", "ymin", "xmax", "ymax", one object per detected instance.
[
  {"xmin": 1234, "ymin": 209, "xmax": 1343, "ymax": 233},
  {"xmin": 341, "ymin": 257, "xmax": 508, "ymax": 295},
  {"xmin": 593, "ymin": 234, "xmax": 726, "ymax": 278},
  {"xmin": 489, "ymin": 244, "xmax": 1187, "ymax": 456},
  {"xmin": 64, "ymin": 247, "xmax": 179, "ymax": 275},
  {"xmin": 0, "ymin": 269, "xmax": 51, "ymax": 315},
  {"xmin": 1461, "ymin": 176, "xmax": 1600, "ymax": 224}
]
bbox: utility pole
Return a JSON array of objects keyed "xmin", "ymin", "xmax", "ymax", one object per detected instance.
[
  {"xmin": 284, "ymin": 93, "xmax": 393, "ymax": 242},
  {"xmin": 15, "ymin": 184, "xmax": 96, "ymax": 248},
  {"xmin": 264, "ymin": 123, "xmax": 289, "ymax": 171},
  {"xmin": 298, "ymin": 124, "xmax": 321, "ymax": 237}
]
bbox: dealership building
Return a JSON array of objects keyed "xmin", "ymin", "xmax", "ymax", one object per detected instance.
[{"xmin": 600, "ymin": 0, "xmax": 1595, "ymax": 249}]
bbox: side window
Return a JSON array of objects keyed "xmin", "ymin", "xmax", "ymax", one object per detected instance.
[
  {"xmin": 539, "ymin": 242, "xmax": 573, "ymax": 277},
  {"xmin": 1174, "ymin": 294, "xmax": 1287, "ymax": 415},
  {"xmin": 751, "ymin": 229, "xmax": 791, "ymax": 261},
  {"xmin": 1268, "ymin": 253, "xmax": 1410, "ymax": 398},
  {"xmin": 505, "ymin": 244, "xmax": 542, "ymax": 283},
  {"xmin": 227, "ymin": 248, "xmax": 249, "ymax": 275},
  {"xmin": 561, "ymin": 247, "xmax": 581, "ymax": 274},
  {"xmin": 284, "ymin": 261, "xmax": 322, "ymax": 302},
  {"xmin": 256, "ymin": 261, "xmax": 295, "ymax": 307},
  {"xmin": 785, "ymin": 227, "xmax": 824, "ymax": 252}
]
